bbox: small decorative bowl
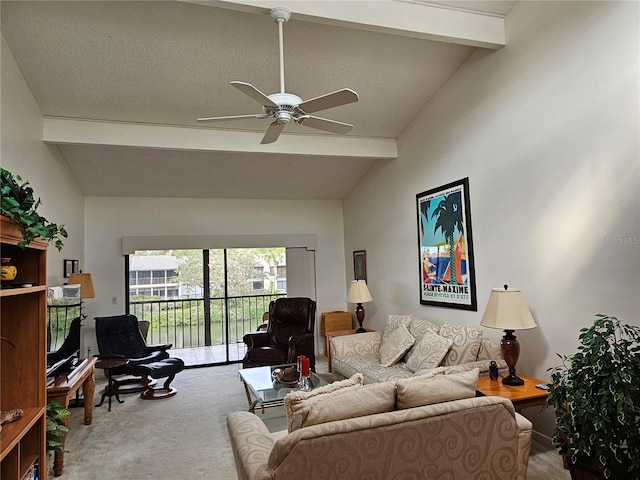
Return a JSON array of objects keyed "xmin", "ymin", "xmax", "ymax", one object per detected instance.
[{"xmin": 272, "ymin": 366, "xmax": 299, "ymax": 386}]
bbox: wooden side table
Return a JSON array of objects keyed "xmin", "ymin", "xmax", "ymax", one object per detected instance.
[
  {"xmin": 47, "ymin": 357, "xmax": 97, "ymax": 477},
  {"xmin": 476, "ymin": 373, "xmax": 549, "ymax": 412},
  {"xmin": 95, "ymin": 358, "xmax": 129, "ymax": 411},
  {"xmin": 325, "ymin": 329, "xmax": 374, "ymax": 372}
]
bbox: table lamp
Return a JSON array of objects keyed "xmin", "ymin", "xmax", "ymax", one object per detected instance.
[
  {"xmin": 480, "ymin": 285, "xmax": 536, "ymax": 386},
  {"xmin": 346, "ymin": 280, "xmax": 373, "ymax": 333},
  {"xmin": 68, "ymin": 271, "xmax": 95, "ymax": 319}
]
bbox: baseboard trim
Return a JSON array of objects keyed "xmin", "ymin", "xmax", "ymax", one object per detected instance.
[{"xmin": 532, "ymin": 429, "xmax": 554, "ymax": 446}]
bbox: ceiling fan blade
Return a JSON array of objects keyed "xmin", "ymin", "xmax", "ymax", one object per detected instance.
[
  {"xmin": 231, "ymin": 81, "xmax": 279, "ymax": 108},
  {"xmin": 298, "ymin": 89, "xmax": 359, "ymax": 114},
  {"xmin": 197, "ymin": 113, "xmax": 268, "ymax": 122},
  {"xmin": 298, "ymin": 115, "xmax": 353, "ymax": 134},
  {"xmin": 261, "ymin": 122, "xmax": 286, "ymax": 144}
]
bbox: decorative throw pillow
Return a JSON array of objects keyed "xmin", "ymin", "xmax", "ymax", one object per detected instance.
[
  {"xmin": 284, "ymin": 373, "xmax": 363, "ymax": 432},
  {"xmin": 382, "ymin": 315, "xmax": 413, "ymax": 343},
  {"xmin": 411, "ymin": 316, "xmax": 441, "ymax": 335},
  {"xmin": 477, "ymin": 339, "xmax": 504, "ymax": 361},
  {"xmin": 396, "ymin": 368, "xmax": 480, "ymax": 409},
  {"xmin": 404, "ymin": 331, "xmax": 453, "ymax": 372},
  {"xmin": 403, "ymin": 316, "xmax": 442, "ymax": 363},
  {"xmin": 439, "ymin": 322, "xmax": 483, "ymax": 366},
  {"xmin": 287, "ymin": 381, "xmax": 396, "ymax": 431},
  {"xmin": 379, "ymin": 324, "xmax": 415, "ymax": 367}
]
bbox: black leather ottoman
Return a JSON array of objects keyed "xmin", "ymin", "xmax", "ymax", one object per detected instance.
[{"xmin": 132, "ymin": 357, "xmax": 185, "ymax": 399}]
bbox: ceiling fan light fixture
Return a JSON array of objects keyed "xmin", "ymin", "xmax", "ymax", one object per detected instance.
[{"xmin": 274, "ymin": 111, "xmax": 292, "ymax": 123}]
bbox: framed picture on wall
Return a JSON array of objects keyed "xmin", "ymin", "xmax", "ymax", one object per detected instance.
[
  {"xmin": 416, "ymin": 177, "xmax": 477, "ymax": 311},
  {"xmin": 72, "ymin": 260, "xmax": 79, "ymax": 274},
  {"xmin": 63, "ymin": 259, "xmax": 74, "ymax": 278},
  {"xmin": 353, "ymin": 250, "xmax": 367, "ymax": 281}
]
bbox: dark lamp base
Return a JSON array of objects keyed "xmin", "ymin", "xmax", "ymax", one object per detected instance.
[
  {"xmin": 354, "ymin": 303, "xmax": 367, "ymax": 334},
  {"xmin": 501, "ymin": 329, "xmax": 525, "ymax": 387},
  {"xmin": 502, "ymin": 373, "xmax": 525, "ymax": 386}
]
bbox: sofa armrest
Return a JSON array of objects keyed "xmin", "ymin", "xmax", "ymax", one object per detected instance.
[
  {"xmin": 431, "ymin": 359, "xmax": 508, "ymax": 376},
  {"xmin": 515, "ymin": 413, "xmax": 533, "ymax": 480},
  {"xmin": 227, "ymin": 411, "xmax": 275, "ymax": 480},
  {"xmin": 329, "ymin": 331, "xmax": 382, "ymax": 358}
]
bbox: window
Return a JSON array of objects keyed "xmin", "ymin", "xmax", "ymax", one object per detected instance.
[
  {"xmin": 126, "ymin": 248, "xmax": 287, "ymax": 364},
  {"xmin": 167, "ymin": 287, "xmax": 179, "ymax": 298},
  {"xmin": 152, "ymin": 270, "xmax": 165, "ymax": 284}
]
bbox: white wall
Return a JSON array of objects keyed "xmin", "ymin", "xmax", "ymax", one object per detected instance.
[
  {"xmin": 1, "ymin": 35, "xmax": 85, "ymax": 285},
  {"xmin": 82, "ymin": 196, "xmax": 346, "ymax": 355},
  {"xmin": 343, "ymin": 0, "xmax": 639, "ymax": 438}
]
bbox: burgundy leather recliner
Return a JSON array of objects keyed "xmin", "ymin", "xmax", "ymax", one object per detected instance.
[{"xmin": 242, "ymin": 297, "xmax": 317, "ymax": 372}]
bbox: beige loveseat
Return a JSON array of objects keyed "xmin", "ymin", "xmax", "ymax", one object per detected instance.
[
  {"xmin": 331, "ymin": 315, "xmax": 507, "ymax": 384},
  {"xmin": 227, "ymin": 372, "xmax": 532, "ymax": 480}
]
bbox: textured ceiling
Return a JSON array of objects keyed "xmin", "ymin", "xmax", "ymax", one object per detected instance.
[{"xmin": 1, "ymin": 1, "xmax": 516, "ymax": 199}]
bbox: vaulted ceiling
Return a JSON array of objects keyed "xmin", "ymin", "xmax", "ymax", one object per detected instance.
[{"xmin": 1, "ymin": 1, "xmax": 516, "ymax": 199}]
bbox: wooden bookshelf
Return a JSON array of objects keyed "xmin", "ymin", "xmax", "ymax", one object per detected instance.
[{"xmin": 1, "ymin": 216, "xmax": 48, "ymax": 480}]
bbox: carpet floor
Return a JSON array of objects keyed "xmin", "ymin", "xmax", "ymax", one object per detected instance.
[
  {"xmin": 52, "ymin": 357, "xmax": 569, "ymax": 480},
  {"xmin": 52, "ymin": 361, "xmax": 286, "ymax": 480}
]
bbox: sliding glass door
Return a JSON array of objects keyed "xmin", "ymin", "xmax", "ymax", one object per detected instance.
[{"xmin": 126, "ymin": 247, "xmax": 286, "ymax": 366}]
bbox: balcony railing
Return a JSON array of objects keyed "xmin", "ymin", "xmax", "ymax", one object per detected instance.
[
  {"xmin": 129, "ymin": 293, "xmax": 285, "ymax": 348},
  {"xmin": 47, "ymin": 303, "xmax": 81, "ymax": 351}
]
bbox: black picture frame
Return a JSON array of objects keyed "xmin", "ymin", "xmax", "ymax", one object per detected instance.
[
  {"xmin": 353, "ymin": 250, "xmax": 367, "ymax": 281},
  {"xmin": 63, "ymin": 259, "xmax": 74, "ymax": 278},
  {"xmin": 416, "ymin": 177, "xmax": 477, "ymax": 311}
]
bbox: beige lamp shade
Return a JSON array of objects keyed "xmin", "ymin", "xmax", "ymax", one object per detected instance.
[
  {"xmin": 481, "ymin": 286, "xmax": 536, "ymax": 330},
  {"xmin": 346, "ymin": 279, "xmax": 373, "ymax": 304},
  {"xmin": 67, "ymin": 272, "xmax": 96, "ymax": 299}
]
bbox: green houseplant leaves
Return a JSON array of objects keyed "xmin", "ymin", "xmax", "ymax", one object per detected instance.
[
  {"xmin": 546, "ymin": 314, "xmax": 640, "ymax": 479},
  {"xmin": 1, "ymin": 168, "xmax": 67, "ymax": 251},
  {"xmin": 46, "ymin": 400, "xmax": 70, "ymax": 454}
]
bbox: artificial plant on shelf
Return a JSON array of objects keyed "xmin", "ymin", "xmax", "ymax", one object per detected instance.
[
  {"xmin": 1, "ymin": 167, "xmax": 67, "ymax": 250},
  {"xmin": 546, "ymin": 314, "xmax": 640, "ymax": 480},
  {"xmin": 46, "ymin": 400, "xmax": 70, "ymax": 455}
]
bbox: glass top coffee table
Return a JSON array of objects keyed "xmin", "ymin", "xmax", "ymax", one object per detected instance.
[{"xmin": 239, "ymin": 364, "xmax": 329, "ymax": 414}]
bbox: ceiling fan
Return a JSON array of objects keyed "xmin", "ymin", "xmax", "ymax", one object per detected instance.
[{"xmin": 197, "ymin": 7, "xmax": 359, "ymax": 145}]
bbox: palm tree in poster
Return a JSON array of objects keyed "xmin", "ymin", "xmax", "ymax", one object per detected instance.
[{"xmin": 431, "ymin": 191, "xmax": 463, "ymax": 285}]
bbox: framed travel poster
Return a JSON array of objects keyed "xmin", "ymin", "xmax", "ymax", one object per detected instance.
[{"xmin": 416, "ymin": 177, "xmax": 477, "ymax": 311}]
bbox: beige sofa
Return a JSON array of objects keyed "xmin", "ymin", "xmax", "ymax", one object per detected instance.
[
  {"xmin": 331, "ymin": 315, "xmax": 507, "ymax": 384},
  {"xmin": 227, "ymin": 394, "xmax": 533, "ymax": 480}
]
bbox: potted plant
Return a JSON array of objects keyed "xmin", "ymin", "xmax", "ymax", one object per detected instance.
[
  {"xmin": 546, "ymin": 314, "xmax": 640, "ymax": 479},
  {"xmin": 1, "ymin": 167, "xmax": 67, "ymax": 251},
  {"xmin": 46, "ymin": 400, "xmax": 70, "ymax": 454}
]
